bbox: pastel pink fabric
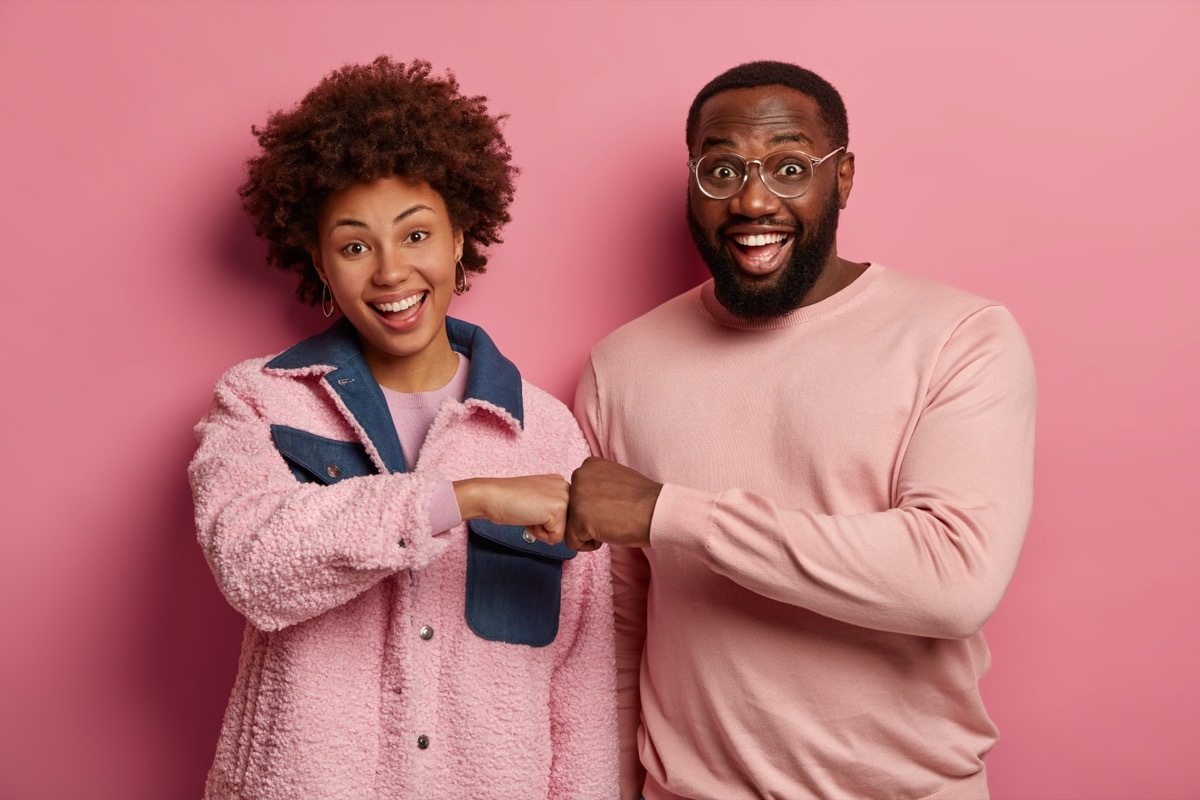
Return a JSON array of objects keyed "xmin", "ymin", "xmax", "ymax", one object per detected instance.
[
  {"xmin": 381, "ymin": 354, "xmax": 471, "ymax": 534},
  {"xmin": 191, "ymin": 354, "xmax": 619, "ymax": 799},
  {"xmin": 575, "ymin": 265, "xmax": 1035, "ymax": 800}
]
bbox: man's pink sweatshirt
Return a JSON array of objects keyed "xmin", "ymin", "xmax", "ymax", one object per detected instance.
[{"xmin": 575, "ymin": 265, "xmax": 1036, "ymax": 800}]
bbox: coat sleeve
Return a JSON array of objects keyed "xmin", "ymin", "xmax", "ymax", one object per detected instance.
[
  {"xmin": 575, "ymin": 360, "xmax": 647, "ymax": 800},
  {"xmin": 649, "ymin": 305, "xmax": 1037, "ymax": 640},
  {"xmin": 546, "ymin": 423, "xmax": 621, "ymax": 800},
  {"xmin": 189, "ymin": 365, "xmax": 450, "ymax": 631}
]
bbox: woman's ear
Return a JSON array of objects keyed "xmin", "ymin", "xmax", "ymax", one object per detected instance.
[
  {"xmin": 309, "ymin": 249, "xmax": 326, "ymax": 282},
  {"xmin": 454, "ymin": 229, "xmax": 464, "ymax": 263}
]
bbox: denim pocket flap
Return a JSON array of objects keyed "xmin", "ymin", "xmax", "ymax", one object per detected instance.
[
  {"xmin": 466, "ymin": 519, "xmax": 576, "ymax": 560},
  {"xmin": 270, "ymin": 424, "xmax": 376, "ymax": 485}
]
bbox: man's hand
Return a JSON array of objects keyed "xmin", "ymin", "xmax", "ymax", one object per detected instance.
[{"xmin": 565, "ymin": 457, "xmax": 662, "ymax": 551}]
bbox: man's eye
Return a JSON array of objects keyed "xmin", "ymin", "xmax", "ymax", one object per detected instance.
[
  {"xmin": 711, "ymin": 165, "xmax": 739, "ymax": 180},
  {"xmin": 776, "ymin": 162, "xmax": 809, "ymax": 178}
]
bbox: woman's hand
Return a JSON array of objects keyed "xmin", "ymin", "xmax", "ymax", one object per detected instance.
[{"xmin": 452, "ymin": 475, "xmax": 571, "ymax": 545}]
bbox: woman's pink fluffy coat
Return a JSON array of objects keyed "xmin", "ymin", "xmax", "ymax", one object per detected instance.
[{"xmin": 190, "ymin": 353, "xmax": 619, "ymax": 799}]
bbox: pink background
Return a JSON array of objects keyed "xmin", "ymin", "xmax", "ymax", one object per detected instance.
[{"xmin": 1, "ymin": 1, "xmax": 1197, "ymax": 797}]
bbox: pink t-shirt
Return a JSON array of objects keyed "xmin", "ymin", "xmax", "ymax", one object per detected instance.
[{"xmin": 381, "ymin": 354, "xmax": 469, "ymax": 534}]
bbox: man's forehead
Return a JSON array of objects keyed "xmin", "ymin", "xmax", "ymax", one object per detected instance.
[{"xmin": 695, "ymin": 86, "xmax": 823, "ymax": 148}]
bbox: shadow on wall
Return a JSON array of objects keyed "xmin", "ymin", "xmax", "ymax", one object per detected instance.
[
  {"xmin": 131, "ymin": 192, "xmax": 325, "ymax": 794},
  {"xmin": 211, "ymin": 190, "xmax": 330, "ymax": 349},
  {"xmin": 138, "ymin": 432, "xmax": 242, "ymax": 794},
  {"xmin": 643, "ymin": 169, "xmax": 712, "ymax": 309}
]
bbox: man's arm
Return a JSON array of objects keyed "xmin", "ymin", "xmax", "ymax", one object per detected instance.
[{"xmin": 569, "ymin": 305, "xmax": 1035, "ymax": 639}]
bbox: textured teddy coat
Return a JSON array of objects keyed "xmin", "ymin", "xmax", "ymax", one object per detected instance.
[{"xmin": 190, "ymin": 319, "xmax": 619, "ymax": 799}]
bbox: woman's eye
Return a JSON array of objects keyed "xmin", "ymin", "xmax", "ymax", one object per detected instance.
[
  {"xmin": 407, "ymin": 230, "xmax": 429, "ymax": 243},
  {"xmin": 342, "ymin": 242, "xmax": 367, "ymax": 256}
]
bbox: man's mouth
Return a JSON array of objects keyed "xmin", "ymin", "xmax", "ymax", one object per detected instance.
[
  {"xmin": 727, "ymin": 231, "xmax": 792, "ymax": 276},
  {"xmin": 371, "ymin": 291, "xmax": 426, "ymax": 320}
]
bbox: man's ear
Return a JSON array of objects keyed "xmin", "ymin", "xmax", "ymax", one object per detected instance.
[{"xmin": 837, "ymin": 151, "xmax": 855, "ymax": 210}]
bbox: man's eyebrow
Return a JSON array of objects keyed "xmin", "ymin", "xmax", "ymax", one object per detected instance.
[
  {"xmin": 329, "ymin": 204, "xmax": 434, "ymax": 233},
  {"xmin": 768, "ymin": 133, "xmax": 814, "ymax": 148},
  {"xmin": 700, "ymin": 133, "xmax": 815, "ymax": 152},
  {"xmin": 700, "ymin": 135, "xmax": 737, "ymax": 151}
]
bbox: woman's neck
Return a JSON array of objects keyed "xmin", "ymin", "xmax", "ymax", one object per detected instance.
[{"xmin": 363, "ymin": 333, "xmax": 460, "ymax": 394}]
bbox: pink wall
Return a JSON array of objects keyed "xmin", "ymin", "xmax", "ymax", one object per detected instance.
[{"xmin": 1, "ymin": 1, "xmax": 1197, "ymax": 797}]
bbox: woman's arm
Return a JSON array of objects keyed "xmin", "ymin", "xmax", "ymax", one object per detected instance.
[
  {"xmin": 191, "ymin": 368, "xmax": 572, "ymax": 631},
  {"xmin": 190, "ymin": 370, "xmax": 449, "ymax": 631}
]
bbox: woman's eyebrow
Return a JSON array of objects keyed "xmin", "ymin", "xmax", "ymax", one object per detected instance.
[{"xmin": 329, "ymin": 204, "xmax": 434, "ymax": 233}]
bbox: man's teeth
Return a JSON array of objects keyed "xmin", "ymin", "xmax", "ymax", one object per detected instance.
[
  {"xmin": 732, "ymin": 232, "xmax": 788, "ymax": 247},
  {"xmin": 374, "ymin": 294, "xmax": 423, "ymax": 313}
]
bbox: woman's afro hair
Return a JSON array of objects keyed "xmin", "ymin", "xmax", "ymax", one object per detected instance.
[{"xmin": 240, "ymin": 56, "xmax": 517, "ymax": 304}]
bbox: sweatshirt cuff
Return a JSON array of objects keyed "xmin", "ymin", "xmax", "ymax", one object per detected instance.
[
  {"xmin": 429, "ymin": 480, "xmax": 463, "ymax": 535},
  {"xmin": 648, "ymin": 482, "xmax": 715, "ymax": 553}
]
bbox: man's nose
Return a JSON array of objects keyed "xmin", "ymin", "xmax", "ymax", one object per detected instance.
[{"xmin": 728, "ymin": 163, "xmax": 782, "ymax": 219}]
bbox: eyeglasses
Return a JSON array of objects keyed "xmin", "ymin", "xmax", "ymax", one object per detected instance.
[{"xmin": 688, "ymin": 146, "xmax": 846, "ymax": 200}]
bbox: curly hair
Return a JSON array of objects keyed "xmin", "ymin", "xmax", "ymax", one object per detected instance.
[
  {"xmin": 240, "ymin": 56, "xmax": 517, "ymax": 305},
  {"xmin": 686, "ymin": 61, "xmax": 849, "ymax": 153}
]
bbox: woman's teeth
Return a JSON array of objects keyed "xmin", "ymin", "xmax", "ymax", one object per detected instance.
[{"xmin": 374, "ymin": 294, "xmax": 423, "ymax": 313}]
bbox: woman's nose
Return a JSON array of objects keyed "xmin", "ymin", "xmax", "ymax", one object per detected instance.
[{"xmin": 373, "ymin": 248, "xmax": 412, "ymax": 285}]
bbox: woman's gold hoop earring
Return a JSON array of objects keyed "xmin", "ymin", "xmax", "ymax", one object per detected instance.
[
  {"xmin": 454, "ymin": 259, "xmax": 469, "ymax": 295},
  {"xmin": 320, "ymin": 280, "xmax": 335, "ymax": 318}
]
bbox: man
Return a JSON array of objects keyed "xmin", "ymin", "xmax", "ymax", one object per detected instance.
[{"xmin": 566, "ymin": 61, "xmax": 1035, "ymax": 800}]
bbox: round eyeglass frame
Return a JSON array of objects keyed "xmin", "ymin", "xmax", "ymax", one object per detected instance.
[{"xmin": 688, "ymin": 146, "xmax": 846, "ymax": 200}]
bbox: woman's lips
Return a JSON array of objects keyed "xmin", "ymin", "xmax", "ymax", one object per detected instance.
[{"xmin": 371, "ymin": 291, "xmax": 427, "ymax": 329}]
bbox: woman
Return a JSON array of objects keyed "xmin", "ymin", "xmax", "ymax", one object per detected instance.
[{"xmin": 190, "ymin": 57, "xmax": 618, "ymax": 799}]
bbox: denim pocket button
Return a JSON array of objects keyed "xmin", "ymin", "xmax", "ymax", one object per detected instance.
[{"xmin": 326, "ymin": 464, "xmax": 341, "ymax": 478}]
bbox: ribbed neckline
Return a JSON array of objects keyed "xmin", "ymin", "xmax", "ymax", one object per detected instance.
[
  {"xmin": 380, "ymin": 353, "xmax": 469, "ymax": 407},
  {"xmin": 699, "ymin": 263, "xmax": 884, "ymax": 330}
]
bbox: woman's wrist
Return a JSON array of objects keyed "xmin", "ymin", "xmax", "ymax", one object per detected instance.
[{"xmin": 452, "ymin": 478, "xmax": 489, "ymax": 520}]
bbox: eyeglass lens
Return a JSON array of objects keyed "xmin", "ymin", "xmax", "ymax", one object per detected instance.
[{"xmin": 695, "ymin": 152, "xmax": 814, "ymax": 199}]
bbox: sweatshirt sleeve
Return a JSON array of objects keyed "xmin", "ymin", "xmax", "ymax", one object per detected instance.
[
  {"xmin": 575, "ymin": 359, "xmax": 648, "ymax": 800},
  {"xmin": 650, "ymin": 305, "xmax": 1036, "ymax": 640},
  {"xmin": 189, "ymin": 367, "xmax": 451, "ymax": 632}
]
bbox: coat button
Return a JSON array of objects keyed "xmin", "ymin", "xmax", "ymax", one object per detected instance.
[
  {"xmin": 326, "ymin": 464, "xmax": 341, "ymax": 478},
  {"xmin": 522, "ymin": 530, "xmax": 536, "ymax": 544},
  {"xmin": 397, "ymin": 538, "xmax": 406, "ymax": 548},
  {"xmin": 416, "ymin": 734, "xmax": 430, "ymax": 749},
  {"xmin": 419, "ymin": 625, "xmax": 434, "ymax": 640}
]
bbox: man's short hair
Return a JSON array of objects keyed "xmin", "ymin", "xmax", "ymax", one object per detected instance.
[{"xmin": 686, "ymin": 61, "xmax": 849, "ymax": 152}]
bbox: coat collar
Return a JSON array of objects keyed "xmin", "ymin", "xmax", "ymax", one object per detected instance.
[{"xmin": 264, "ymin": 317, "xmax": 524, "ymax": 474}]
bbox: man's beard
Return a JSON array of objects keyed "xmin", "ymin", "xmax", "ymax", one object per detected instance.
[{"xmin": 688, "ymin": 189, "xmax": 841, "ymax": 319}]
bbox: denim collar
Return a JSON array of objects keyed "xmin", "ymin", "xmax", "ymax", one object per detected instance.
[{"xmin": 264, "ymin": 317, "xmax": 524, "ymax": 473}]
